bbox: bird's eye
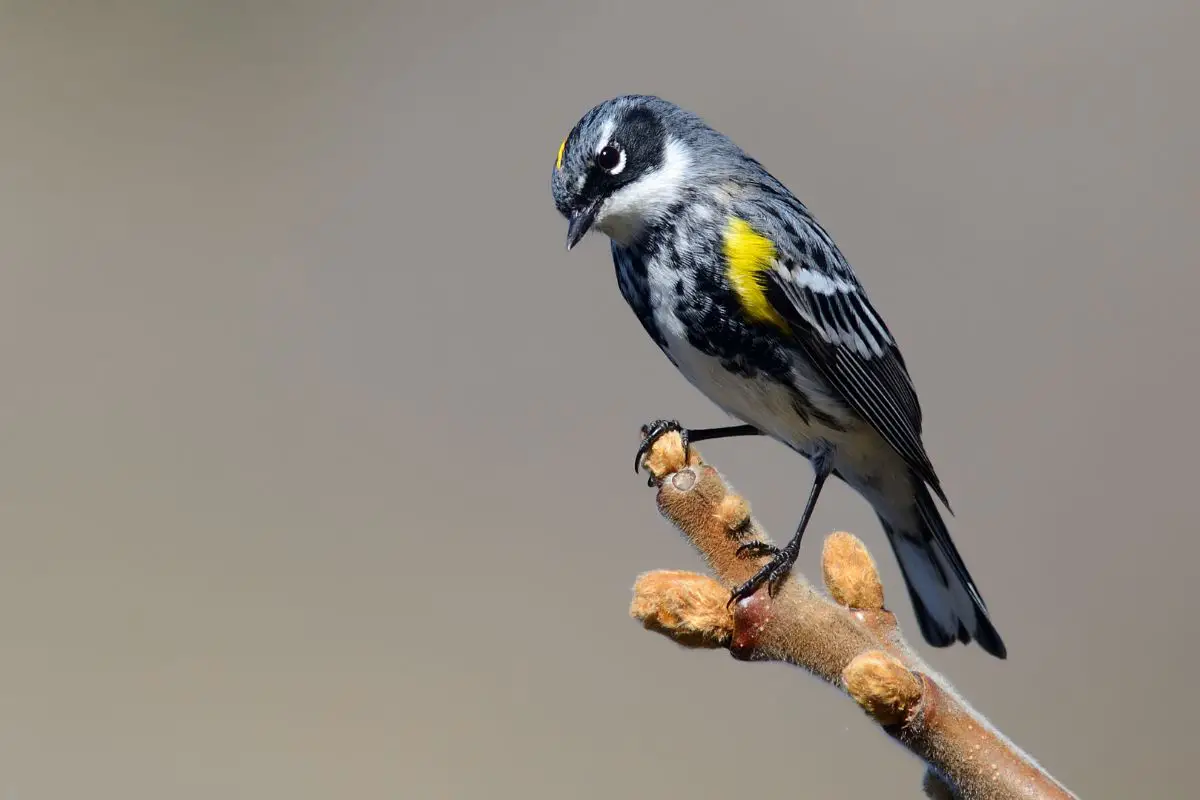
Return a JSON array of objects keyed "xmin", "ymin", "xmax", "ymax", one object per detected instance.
[{"xmin": 595, "ymin": 144, "xmax": 625, "ymax": 174}]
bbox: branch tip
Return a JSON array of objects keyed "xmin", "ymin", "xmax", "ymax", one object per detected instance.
[{"xmin": 638, "ymin": 430, "xmax": 691, "ymax": 481}]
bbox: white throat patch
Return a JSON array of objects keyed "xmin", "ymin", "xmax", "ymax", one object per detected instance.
[{"xmin": 594, "ymin": 138, "xmax": 691, "ymax": 246}]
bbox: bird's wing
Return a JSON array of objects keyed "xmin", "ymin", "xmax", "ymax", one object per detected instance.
[{"xmin": 748, "ymin": 209, "xmax": 949, "ymax": 507}]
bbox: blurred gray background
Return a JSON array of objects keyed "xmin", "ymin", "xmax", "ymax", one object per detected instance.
[{"xmin": 1, "ymin": 2, "xmax": 1197, "ymax": 797}]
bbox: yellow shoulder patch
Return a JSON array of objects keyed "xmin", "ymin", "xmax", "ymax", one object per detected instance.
[
  {"xmin": 723, "ymin": 218, "xmax": 789, "ymax": 330},
  {"xmin": 555, "ymin": 137, "xmax": 567, "ymax": 171}
]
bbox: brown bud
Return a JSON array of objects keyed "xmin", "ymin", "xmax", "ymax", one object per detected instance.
[
  {"xmin": 843, "ymin": 651, "xmax": 922, "ymax": 726},
  {"xmin": 713, "ymin": 493, "xmax": 751, "ymax": 533},
  {"xmin": 823, "ymin": 531, "xmax": 885, "ymax": 610},
  {"xmin": 630, "ymin": 570, "xmax": 733, "ymax": 649}
]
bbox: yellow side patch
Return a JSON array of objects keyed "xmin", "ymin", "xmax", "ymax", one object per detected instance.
[
  {"xmin": 723, "ymin": 218, "xmax": 789, "ymax": 330},
  {"xmin": 555, "ymin": 137, "xmax": 567, "ymax": 171}
]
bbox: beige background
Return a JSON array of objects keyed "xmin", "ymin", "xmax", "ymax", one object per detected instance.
[{"xmin": 1, "ymin": 2, "xmax": 1197, "ymax": 797}]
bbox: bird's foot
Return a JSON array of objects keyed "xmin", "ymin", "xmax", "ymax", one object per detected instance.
[
  {"xmin": 634, "ymin": 418, "xmax": 688, "ymax": 481},
  {"xmin": 734, "ymin": 541, "xmax": 779, "ymax": 560},
  {"xmin": 728, "ymin": 542, "xmax": 799, "ymax": 606}
]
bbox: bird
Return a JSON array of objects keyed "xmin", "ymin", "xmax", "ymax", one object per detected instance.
[{"xmin": 549, "ymin": 94, "xmax": 1006, "ymax": 659}]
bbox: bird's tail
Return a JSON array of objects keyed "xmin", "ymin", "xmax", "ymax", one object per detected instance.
[{"xmin": 878, "ymin": 480, "xmax": 1007, "ymax": 659}]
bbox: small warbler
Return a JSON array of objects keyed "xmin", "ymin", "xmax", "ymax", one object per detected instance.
[{"xmin": 550, "ymin": 94, "xmax": 1006, "ymax": 658}]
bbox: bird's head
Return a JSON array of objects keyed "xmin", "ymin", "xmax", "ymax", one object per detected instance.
[{"xmin": 552, "ymin": 94, "xmax": 719, "ymax": 250}]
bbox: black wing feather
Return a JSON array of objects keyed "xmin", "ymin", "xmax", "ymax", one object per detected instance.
[{"xmin": 762, "ymin": 248, "xmax": 950, "ymax": 509}]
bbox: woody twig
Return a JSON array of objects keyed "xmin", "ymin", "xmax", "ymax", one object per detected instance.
[{"xmin": 629, "ymin": 431, "xmax": 1075, "ymax": 800}]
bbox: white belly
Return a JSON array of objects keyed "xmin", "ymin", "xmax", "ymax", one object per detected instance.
[
  {"xmin": 653, "ymin": 315, "xmax": 827, "ymax": 449},
  {"xmin": 653, "ymin": 310, "xmax": 912, "ymax": 511},
  {"xmin": 677, "ymin": 343, "xmax": 798, "ymax": 434}
]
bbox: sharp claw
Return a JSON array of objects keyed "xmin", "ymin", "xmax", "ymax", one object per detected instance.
[
  {"xmin": 633, "ymin": 419, "xmax": 686, "ymax": 475},
  {"xmin": 634, "ymin": 435, "xmax": 656, "ymax": 472}
]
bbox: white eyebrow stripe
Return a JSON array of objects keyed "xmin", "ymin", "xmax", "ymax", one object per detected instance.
[{"xmin": 595, "ymin": 117, "xmax": 616, "ymax": 153}]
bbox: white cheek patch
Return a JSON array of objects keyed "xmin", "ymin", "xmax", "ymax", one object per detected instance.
[{"xmin": 595, "ymin": 138, "xmax": 691, "ymax": 244}]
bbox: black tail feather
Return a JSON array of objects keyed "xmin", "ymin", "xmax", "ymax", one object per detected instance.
[{"xmin": 879, "ymin": 481, "xmax": 1007, "ymax": 659}]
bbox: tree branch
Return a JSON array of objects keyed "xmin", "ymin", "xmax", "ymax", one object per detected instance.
[{"xmin": 629, "ymin": 431, "xmax": 1076, "ymax": 800}]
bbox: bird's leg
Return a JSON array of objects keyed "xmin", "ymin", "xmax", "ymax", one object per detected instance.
[
  {"xmin": 728, "ymin": 440, "xmax": 836, "ymax": 605},
  {"xmin": 634, "ymin": 419, "xmax": 761, "ymax": 475}
]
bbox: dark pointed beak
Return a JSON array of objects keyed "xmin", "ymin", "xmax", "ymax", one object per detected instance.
[{"xmin": 565, "ymin": 203, "xmax": 598, "ymax": 251}]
